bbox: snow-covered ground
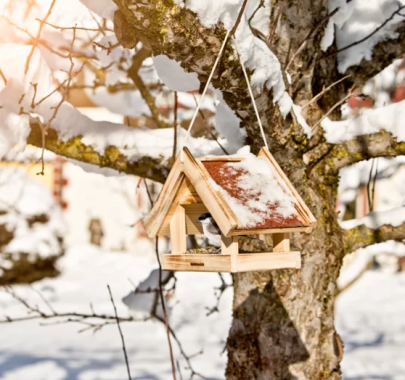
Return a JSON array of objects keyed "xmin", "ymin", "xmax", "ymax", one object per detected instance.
[
  {"xmin": 0, "ymin": 241, "xmax": 404, "ymax": 379},
  {"xmin": 0, "ymin": 244, "xmax": 233, "ymax": 380}
]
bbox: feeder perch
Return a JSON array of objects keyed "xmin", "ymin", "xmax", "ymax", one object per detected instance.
[{"xmin": 144, "ymin": 147, "xmax": 316, "ymax": 272}]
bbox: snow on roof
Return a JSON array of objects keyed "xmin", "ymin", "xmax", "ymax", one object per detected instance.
[{"xmin": 202, "ymin": 152, "xmax": 303, "ymax": 229}]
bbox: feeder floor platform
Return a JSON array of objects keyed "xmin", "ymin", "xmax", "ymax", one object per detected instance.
[{"xmin": 161, "ymin": 252, "xmax": 301, "ymax": 273}]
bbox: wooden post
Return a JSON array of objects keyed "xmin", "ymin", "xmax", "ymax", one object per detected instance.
[
  {"xmin": 170, "ymin": 205, "xmax": 186, "ymax": 254},
  {"xmin": 273, "ymin": 233, "xmax": 290, "ymax": 252},
  {"xmin": 221, "ymin": 234, "xmax": 238, "ymax": 272}
]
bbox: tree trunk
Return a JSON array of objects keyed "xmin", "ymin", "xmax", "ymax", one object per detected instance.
[{"xmin": 226, "ymin": 162, "xmax": 344, "ymax": 379}]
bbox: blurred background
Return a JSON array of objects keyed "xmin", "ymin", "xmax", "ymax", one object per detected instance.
[{"xmin": 0, "ymin": 0, "xmax": 405, "ymax": 379}]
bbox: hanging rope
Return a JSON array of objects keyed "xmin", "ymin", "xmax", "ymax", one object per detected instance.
[
  {"xmin": 181, "ymin": 28, "xmax": 269, "ymax": 160},
  {"xmin": 181, "ymin": 29, "xmax": 231, "ymax": 161},
  {"xmin": 232, "ymin": 35, "xmax": 269, "ymax": 150}
]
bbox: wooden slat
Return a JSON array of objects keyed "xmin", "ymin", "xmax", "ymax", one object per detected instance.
[
  {"xmin": 170, "ymin": 206, "xmax": 186, "ymax": 255},
  {"xmin": 231, "ymin": 226, "xmax": 309, "ymax": 235},
  {"xmin": 273, "ymin": 233, "xmax": 290, "ymax": 252},
  {"xmin": 157, "ymin": 178, "xmax": 203, "ymax": 236},
  {"xmin": 221, "ymin": 234, "xmax": 238, "ymax": 272},
  {"xmin": 182, "ymin": 148, "xmax": 238, "ymax": 237},
  {"xmin": 159, "ymin": 203, "xmax": 207, "ymax": 235},
  {"xmin": 144, "ymin": 155, "xmax": 184, "ymax": 238},
  {"xmin": 183, "ymin": 204, "xmax": 207, "ymax": 234},
  {"xmin": 161, "ymin": 254, "xmax": 231, "ymax": 272},
  {"xmin": 257, "ymin": 147, "xmax": 317, "ymax": 231},
  {"xmin": 179, "ymin": 178, "xmax": 202, "ymax": 204},
  {"xmin": 236, "ymin": 252, "xmax": 301, "ymax": 272}
]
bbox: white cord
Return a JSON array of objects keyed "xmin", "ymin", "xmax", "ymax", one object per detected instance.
[
  {"xmin": 232, "ymin": 35, "xmax": 269, "ymax": 150},
  {"xmin": 181, "ymin": 29, "xmax": 269, "ymax": 160},
  {"xmin": 181, "ymin": 29, "xmax": 231, "ymax": 161}
]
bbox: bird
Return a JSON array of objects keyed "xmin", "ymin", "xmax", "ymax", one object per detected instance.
[{"xmin": 196, "ymin": 213, "xmax": 263, "ymax": 252}]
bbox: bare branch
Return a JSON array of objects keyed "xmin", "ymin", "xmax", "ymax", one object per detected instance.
[
  {"xmin": 327, "ymin": 5, "xmax": 405, "ymax": 58},
  {"xmin": 107, "ymin": 285, "xmax": 132, "ymax": 380},
  {"xmin": 230, "ymin": 0, "xmax": 249, "ymax": 36},
  {"xmin": 128, "ymin": 48, "xmax": 172, "ymax": 129},
  {"xmin": 301, "ymin": 75, "xmax": 350, "ymax": 109},
  {"xmin": 38, "ymin": 19, "xmax": 113, "ymax": 32},
  {"xmin": 25, "ymin": 0, "xmax": 57, "ymax": 74},
  {"xmin": 0, "ymin": 67, "xmax": 7, "ymax": 85}
]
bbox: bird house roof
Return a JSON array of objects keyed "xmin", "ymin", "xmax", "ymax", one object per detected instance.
[{"xmin": 144, "ymin": 147, "xmax": 316, "ymax": 238}]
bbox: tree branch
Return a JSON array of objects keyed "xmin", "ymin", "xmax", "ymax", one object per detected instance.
[
  {"xmin": 27, "ymin": 122, "xmax": 170, "ymax": 183},
  {"xmin": 343, "ymin": 220, "xmax": 405, "ymax": 253},
  {"xmin": 128, "ymin": 47, "xmax": 172, "ymax": 129},
  {"xmin": 342, "ymin": 20, "xmax": 405, "ymax": 88},
  {"xmin": 310, "ymin": 132, "xmax": 405, "ymax": 184}
]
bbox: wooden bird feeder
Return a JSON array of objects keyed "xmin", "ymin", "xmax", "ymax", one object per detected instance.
[{"xmin": 144, "ymin": 147, "xmax": 316, "ymax": 273}]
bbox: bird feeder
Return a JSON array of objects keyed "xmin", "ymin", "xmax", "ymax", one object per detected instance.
[{"xmin": 144, "ymin": 147, "xmax": 316, "ymax": 273}]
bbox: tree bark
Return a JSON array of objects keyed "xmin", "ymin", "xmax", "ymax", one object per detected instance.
[{"xmin": 109, "ymin": 0, "xmax": 405, "ymax": 378}]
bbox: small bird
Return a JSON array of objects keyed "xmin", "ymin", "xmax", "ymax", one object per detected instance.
[{"xmin": 196, "ymin": 213, "xmax": 262, "ymax": 251}]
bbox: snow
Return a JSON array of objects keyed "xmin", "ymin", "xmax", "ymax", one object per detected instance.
[
  {"xmin": 210, "ymin": 150, "xmax": 298, "ymax": 228},
  {"xmin": 338, "ymin": 240, "xmax": 405, "ymax": 289},
  {"xmin": 321, "ymin": 0, "xmax": 405, "ymax": 73},
  {"xmin": 0, "ymin": 244, "xmax": 233, "ymax": 379},
  {"xmin": 321, "ymin": 99, "xmax": 405, "ymax": 144},
  {"xmin": 78, "ymin": 0, "xmax": 118, "ymax": 21},
  {"xmin": 340, "ymin": 206, "xmax": 405, "ymax": 230},
  {"xmin": 336, "ymin": 271, "xmax": 405, "ymax": 379},
  {"xmin": 0, "ymin": 167, "xmax": 65, "ymax": 267},
  {"xmin": 1, "ymin": 242, "xmax": 404, "ymax": 379},
  {"xmin": 152, "ymin": 55, "xmax": 200, "ymax": 92}
]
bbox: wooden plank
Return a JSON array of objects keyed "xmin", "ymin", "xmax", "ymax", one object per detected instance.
[
  {"xmin": 184, "ymin": 204, "xmax": 207, "ymax": 234},
  {"xmin": 231, "ymin": 226, "xmax": 309, "ymax": 235},
  {"xmin": 144, "ymin": 155, "xmax": 184, "ymax": 238},
  {"xmin": 161, "ymin": 254, "xmax": 231, "ymax": 272},
  {"xmin": 170, "ymin": 205, "xmax": 186, "ymax": 255},
  {"xmin": 221, "ymin": 234, "xmax": 238, "ymax": 272},
  {"xmin": 257, "ymin": 147, "xmax": 317, "ymax": 231},
  {"xmin": 179, "ymin": 178, "xmax": 202, "ymax": 204},
  {"xmin": 273, "ymin": 233, "xmax": 290, "ymax": 252},
  {"xmin": 159, "ymin": 203, "xmax": 207, "ymax": 235},
  {"xmin": 157, "ymin": 178, "xmax": 202, "ymax": 236},
  {"xmin": 182, "ymin": 148, "xmax": 238, "ymax": 237},
  {"xmin": 236, "ymin": 252, "xmax": 301, "ymax": 272}
]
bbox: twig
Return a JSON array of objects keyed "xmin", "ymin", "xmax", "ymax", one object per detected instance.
[
  {"xmin": 301, "ymin": 75, "xmax": 350, "ymax": 109},
  {"xmin": 192, "ymin": 94, "xmax": 229, "ymax": 155},
  {"xmin": 285, "ymin": 1, "xmax": 353, "ymax": 71},
  {"xmin": 38, "ymin": 19, "xmax": 113, "ymax": 32},
  {"xmin": 206, "ymin": 273, "xmax": 232, "ymax": 316},
  {"xmin": 0, "ymin": 67, "xmax": 7, "ymax": 85},
  {"xmin": 25, "ymin": 0, "xmax": 57, "ymax": 74},
  {"xmin": 268, "ymin": 0, "xmax": 288, "ymax": 45},
  {"xmin": 327, "ymin": 4, "xmax": 405, "ymax": 58},
  {"xmin": 128, "ymin": 48, "xmax": 172, "ymax": 129},
  {"xmin": 142, "ymin": 181, "xmax": 176, "ymax": 379},
  {"xmin": 155, "ymin": 237, "xmax": 177, "ymax": 380},
  {"xmin": 172, "ymin": 91, "xmax": 178, "ymax": 161},
  {"xmin": 107, "ymin": 285, "xmax": 132, "ymax": 380},
  {"xmin": 1, "ymin": 286, "xmax": 138, "ymax": 327},
  {"xmin": 312, "ymin": 85, "xmax": 355, "ymax": 132},
  {"xmin": 230, "ymin": 0, "xmax": 250, "ymax": 36},
  {"xmin": 248, "ymin": 0, "xmax": 265, "ymax": 24}
]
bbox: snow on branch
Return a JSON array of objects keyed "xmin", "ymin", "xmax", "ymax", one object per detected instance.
[
  {"xmin": 321, "ymin": 99, "xmax": 405, "ymax": 144},
  {"xmin": 342, "ymin": 207, "xmax": 405, "ymax": 253}
]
